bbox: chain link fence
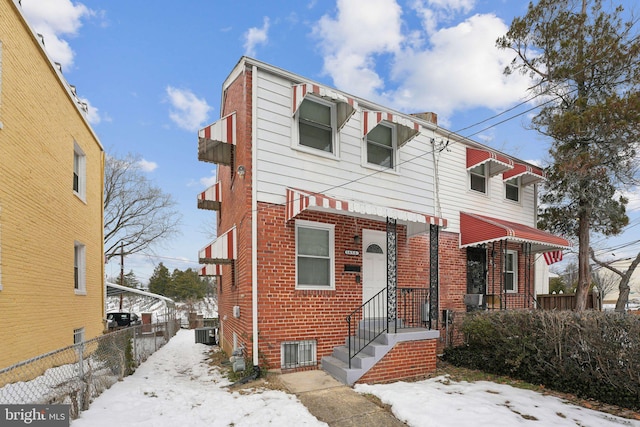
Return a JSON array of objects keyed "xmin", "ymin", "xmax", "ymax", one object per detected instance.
[{"xmin": 0, "ymin": 320, "xmax": 180, "ymax": 419}]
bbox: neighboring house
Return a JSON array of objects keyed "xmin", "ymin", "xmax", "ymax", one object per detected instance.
[
  {"xmin": 0, "ymin": 0, "xmax": 104, "ymax": 370},
  {"xmin": 196, "ymin": 57, "xmax": 569, "ymax": 385},
  {"xmin": 595, "ymin": 258, "xmax": 640, "ymax": 306}
]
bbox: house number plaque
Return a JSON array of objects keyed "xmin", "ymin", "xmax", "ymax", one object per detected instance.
[{"xmin": 344, "ymin": 250, "xmax": 360, "ymax": 256}]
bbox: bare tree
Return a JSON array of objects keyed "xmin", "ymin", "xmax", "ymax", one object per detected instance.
[
  {"xmin": 591, "ymin": 266, "xmax": 619, "ymax": 305},
  {"xmin": 590, "ymin": 249, "xmax": 640, "ymax": 312},
  {"xmin": 104, "ymin": 153, "xmax": 182, "ymax": 261}
]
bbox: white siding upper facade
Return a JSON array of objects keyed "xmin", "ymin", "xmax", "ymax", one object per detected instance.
[
  {"xmin": 253, "ymin": 67, "xmax": 441, "ymax": 219},
  {"xmin": 231, "ymin": 59, "xmax": 541, "ymax": 233}
]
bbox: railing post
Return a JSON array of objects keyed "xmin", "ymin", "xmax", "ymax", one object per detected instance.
[{"xmin": 387, "ymin": 217, "xmax": 397, "ymax": 333}]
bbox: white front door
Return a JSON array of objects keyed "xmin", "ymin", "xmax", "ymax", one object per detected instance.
[{"xmin": 362, "ymin": 229, "xmax": 387, "ymax": 317}]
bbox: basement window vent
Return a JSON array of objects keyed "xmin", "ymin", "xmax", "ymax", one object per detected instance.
[{"xmin": 281, "ymin": 340, "xmax": 316, "ymax": 369}]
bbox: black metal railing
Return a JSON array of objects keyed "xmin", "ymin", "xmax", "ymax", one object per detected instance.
[
  {"xmin": 397, "ymin": 288, "xmax": 431, "ymax": 328},
  {"xmin": 345, "ymin": 287, "xmax": 430, "ymax": 368}
]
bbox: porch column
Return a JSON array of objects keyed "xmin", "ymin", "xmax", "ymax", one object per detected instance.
[
  {"xmin": 429, "ymin": 224, "xmax": 439, "ymax": 329},
  {"xmin": 386, "ymin": 217, "xmax": 397, "ymax": 332}
]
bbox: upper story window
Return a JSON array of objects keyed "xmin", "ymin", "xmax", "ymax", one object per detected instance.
[
  {"xmin": 504, "ymin": 250, "xmax": 518, "ymax": 293},
  {"xmin": 505, "ymin": 177, "xmax": 520, "ymax": 202},
  {"xmin": 297, "ymin": 98, "xmax": 336, "ymax": 154},
  {"xmin": 73, "ymin": 142, "xmax": 86, "ymax": 201},
  {"xmin": 295, "ymin": 220, "xmax": 335, "ymax": 289},
  {"xmin": 366, "ymin": 123, "xmax": 396, "ymax": 169},
  {"xmin": 470, "ymin": 163, "xmax": 486, "ymax": 193},
  {"xmin": 74, "ymin": 242, "xmax": 86, "ymax": 294}
]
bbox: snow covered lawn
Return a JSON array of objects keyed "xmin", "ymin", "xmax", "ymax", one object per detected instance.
[
  {"xmin": 71, "ymin": 330, "xmax": 326, "ymax": 426},
  {"xmin": 71, "ymin": 329, "xmax": 640, "ymax": 426}
]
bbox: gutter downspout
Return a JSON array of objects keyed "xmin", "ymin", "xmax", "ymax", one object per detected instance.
[{"xmin": 251, "ymin": 64, "xmax": 259, "ymax": 367}]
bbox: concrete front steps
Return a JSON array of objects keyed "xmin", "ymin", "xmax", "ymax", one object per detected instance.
[{"xmin": 321, "ymin": 320, "xmax": 439, "ymax": 386}]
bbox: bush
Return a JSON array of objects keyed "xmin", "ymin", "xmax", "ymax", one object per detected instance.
[{"xmin": 443, "ymin": 310, "xmax": 640, "ymax": 410}]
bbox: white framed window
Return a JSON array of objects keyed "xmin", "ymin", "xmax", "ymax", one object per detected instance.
[
  {"xmin": 295, "ymin": 220, "xmax": 335, "ymax": 289},
  {"xmin": 366, "ymin": 122, "xmax": 396, "ymax": 170},
  {"xmin": 74, "ymin": 242, "xmax": 86, "ymax": 294},
  {"xmin": 504, "ymin": 250, "xmax": 518, "ymax": 293},
  {"xmin": 73, "ymin": 142, "xmax": 86, "ymax": 201},
  {"xmin": 73, "ymin": 327, "xmax": 85, "ymax": 344},
  {"xmin": 296, "ymin": 97, "xmax": 337, "ymax": 157},
  {"xmin": 469, "ymin": 163, "xmax": 487, "ymax": 193},
  {"xmin": 281, "ymin": 340, "xmax": 317, "ymax": 369},
  {"xmin": 505, "ymin": 177, "xmax": 520, "ymax": 202}
]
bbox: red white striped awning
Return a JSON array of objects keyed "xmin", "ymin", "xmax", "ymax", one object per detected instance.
[
  {"xmin": 502, "ymin": 163, "xmax": 545, "ymax": 186},
  {"xmin": 363, "ymin": 110, "xmax": 421, "ymax": 147},
  {"xmin": 292, "ymin": 83, "xmax": 357, "ymax": 131},
  {"xmin": 466, "ymin": 147, "xmax": 514, "ymax": 177},
  {"xmin": 286, "ymin": 188, "xmax": 447, "ymax": 237},
  {"xmin": 199, "ymin": 264, "xmax": 223, "ymax": 277},
  {"xmin": 198, "ymin": 112, "xmax": 236, "ymax": 166},
  {"xmin": 198, "ymin": 226, "xmax": 237, "ymax": 264},
  {"xmin": 460, "ymin": 212, "xmax": 570, "ymax": 253},
  {"xmin": 197, "ymin": 181, "xmax": 221, "ymax": 211}
]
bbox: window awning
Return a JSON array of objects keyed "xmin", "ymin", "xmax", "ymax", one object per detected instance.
[
  {"xmin": 198, "ymin": 226, "xmax": 237, "ymax": 264},
  {"xmin": 460, "ymin": 212, "xmax": 570, "ymax": 253},
  {"xmin": 292, "ymin": 83, "xmax": 357, "ymax": 131},
  {"xmin": 198, "ymin": 112, "xmax": 236, "ymax": 166},
  {"xmin": 199, "ymin": 264, "xmax": 223, "ymax": 277},
  {"xmin": 197, "ymin": 181, "xmax": 221, "ymax": 211},
  {"xmin": 466, "ymin": 147, "xmax": 514, "ymax": 177},
  {"xmin": 286, "ymin": 188, "xmax": 447, "ymax": 237},
  {"xmin": 502, "ymin": 163, "xmax": 545, "ymax": 186},
  {"xmin": 363, "ymin": 110, "xmax": 421, "ymax": 147}
]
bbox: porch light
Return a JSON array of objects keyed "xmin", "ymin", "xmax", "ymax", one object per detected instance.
[
  {"xmin": 237, "ymin": 165, "xmax": 246, "ymax": 178},
  {"xmin": 353, "ymin": 235, "xmax": 360, "ymax": 244}
]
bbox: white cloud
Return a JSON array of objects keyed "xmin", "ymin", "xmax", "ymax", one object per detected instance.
[
  {"xmin": 78, "ymin": 97, "xmax": 102, "ymax": 124},
  {"xmin": 314, "ymin": 1, "xmax": 533, "ymax": 121},
  {"xmin": 138, "ymin": 159, "xmax": 158, "ymax": 172},
  {"xmin": 21, "ymin": 0, "xmax": 94, "ymax": 70},
  {"xmin": 244, "ymin": 17, "xmax": 270, "ymax": 57},
  {"xmin": 200, "ymin": 172, "xmax": 217, "ymax": 188},
  {"xmin": 314, "ymin": 0, "xmax": 403, "ymax": 99},
  {"xmin": 165, "ymin": 86, "xmax": 212, "ymax": 132}
]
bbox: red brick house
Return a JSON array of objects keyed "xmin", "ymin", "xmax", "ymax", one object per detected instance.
[{"xmin": 197, "ymin": 57, "xmax": 569, "ymax": 385}]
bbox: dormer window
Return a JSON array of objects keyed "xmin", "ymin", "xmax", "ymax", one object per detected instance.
[
  {"xmin": 366, "ymin": 123, "xmax": 395, "ymax": 169},
  {"xmin": 470, "ymin": 163, "xmax": 486, "ymax": 193}
]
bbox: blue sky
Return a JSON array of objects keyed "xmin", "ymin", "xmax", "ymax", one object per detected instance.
[{"xmin": 19, "ymin": 0, "xmax": 640, "ymax": 284}]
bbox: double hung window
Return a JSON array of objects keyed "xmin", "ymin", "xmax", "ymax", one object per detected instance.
[
  {"xmin": 504, "ymin": 250, "xmax": 518, "ymax": 293},
  {"xmin": 470, "ymin": 164, "xmax": 486, "ymax": 193},
  {"xmin": 366, "ymin": 123, "xmax": 395, "ymax": 169},
  {"xmin": 297, "ymin": 98, "xmax": 336, "ymax": 154},
  {"xmin": 295, "ymin": 220, "xmax": 334, "ymax": 289}
]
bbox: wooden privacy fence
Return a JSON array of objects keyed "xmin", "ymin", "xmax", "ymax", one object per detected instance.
[{"xmin": 536, "ymin": 293, "xmax": 600, "ymax": 310}]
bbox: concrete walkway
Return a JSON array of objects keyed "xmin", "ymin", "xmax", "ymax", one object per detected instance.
[{"xmin": 279, "ymin": 370, "xmax": 407, "ymax": 427}]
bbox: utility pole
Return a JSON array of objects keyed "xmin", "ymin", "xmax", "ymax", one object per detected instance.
[{"xmin": 119, "ymin": 241, "xmax": 124, "ymax": 309}]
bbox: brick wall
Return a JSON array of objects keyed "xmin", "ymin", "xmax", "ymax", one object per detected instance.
[
  {"xmin": 0, "ymin": 1, "xmax": 104, "ymax": 369},
  {"xmin": 356, "ymin": 339, "xmax": 437, "ymax": 384}
]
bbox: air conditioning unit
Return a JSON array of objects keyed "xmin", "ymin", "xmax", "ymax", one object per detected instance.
[
  {"xmin": 233, "ymin": 305, "xmax": 240, "ymax": 318},
  {"xmin": 464, "ymin": 294, "xmax": 484, "ymax": 307},
  {"xmin": 194, "ymin": 327, "xmax": 215, "ymax": 345}
]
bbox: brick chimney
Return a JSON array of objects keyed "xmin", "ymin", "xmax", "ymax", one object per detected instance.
[{"xmin": 411, "ymin": 112, "xmax": 437, "ymax": 125}]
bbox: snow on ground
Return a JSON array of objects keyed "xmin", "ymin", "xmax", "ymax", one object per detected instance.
[
  {"xmin": 71, "ymin": 330, "xmax": 326, "ymax": 427},
  {"xmin": 356, "ymin": 379, "xmax": 640, "ymax": 427},
  {"xmin": 72, "ymin": 329, "xmax": 640, "ymax": 426}
]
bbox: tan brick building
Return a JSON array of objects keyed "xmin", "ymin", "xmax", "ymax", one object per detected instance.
[{"xmin": 0, "ymin": 0, "xmax": 105, "ymax": 369}]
